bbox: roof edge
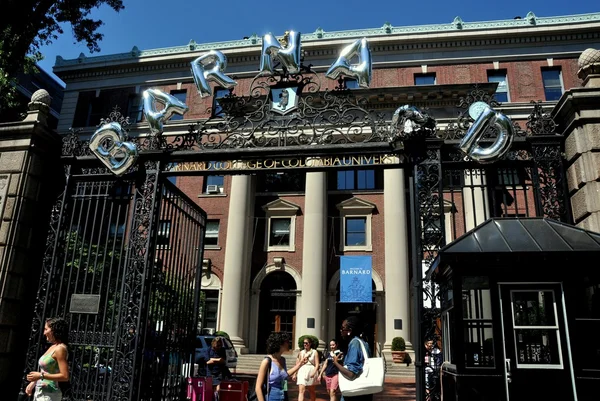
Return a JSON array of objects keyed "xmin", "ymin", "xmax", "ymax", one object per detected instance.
[{"xmin": 54, "ymin": 12, "xmax": 600, "ymax": 69}]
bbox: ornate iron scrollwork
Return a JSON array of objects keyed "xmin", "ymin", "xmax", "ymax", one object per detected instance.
[
  {"xmin": 527, "ymin": 101, "xmax": 558, "ymax": 136},
  {"xmin": 413, "ymin": 146, "xmax": 445, "ymax": 401},
  {"xmin": 111, "ymin": 161, "xmax": 160, "ymax": 401},
  {"xmin": 531, "ymin": 143, "xmax": 568, "ymax": 220},
  {"xmin": 441, "ymin": 85, "xmax": 528, "ymax": 141},
  {"xmin": 62, "ymin": 107, "xmax": 135, "ymax": 157},
  {"xmin": 150, "ymin": 70, "xmax": 390, "ymax": 152}
]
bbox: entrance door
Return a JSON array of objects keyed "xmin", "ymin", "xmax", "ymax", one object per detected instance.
[
  {"xmin": 257, "ymin": 271, "xmax": 297, "ymax": 353},
  {"xmin": 499, "ymin": 284, "xmax": 576, "ymax": 401}
]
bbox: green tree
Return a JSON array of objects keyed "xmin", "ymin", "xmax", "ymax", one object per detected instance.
[{"xmin": 0, "ymin": 0, "xmax": 124, "ymax": 115}]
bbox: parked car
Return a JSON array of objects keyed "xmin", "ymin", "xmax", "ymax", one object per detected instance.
[{"xmin": 194, "ymin": 335, "xmax": 238, "ymax": 370}]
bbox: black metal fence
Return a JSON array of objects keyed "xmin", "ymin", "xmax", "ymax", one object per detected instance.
[
  {"xmin": 140, "ymin": 180, "xmax": 206, "ymax": 401},
  {"xmin": 22, "ymin": 165, "xmax": 206, "ymax": 401}
]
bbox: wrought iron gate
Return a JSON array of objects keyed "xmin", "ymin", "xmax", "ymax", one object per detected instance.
[
  {"xmin": 20, "ymin": 75, "xmax": 570, "ymax": 401},
  {"xmin": 22, "ymin": 160, "xmax": 206, "ymax": 401},
  {"xmin": 410, "ymin": 94, "xmax": 569, "ymax": 401}
]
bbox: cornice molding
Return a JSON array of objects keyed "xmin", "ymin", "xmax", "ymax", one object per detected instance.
[
  {"xmin": 56, "ymin": 30, "xmax": 598, "ymax": 82},
  {"xmin": 55, "ymin": 12, "xmax": 600, "ymax": 71}
]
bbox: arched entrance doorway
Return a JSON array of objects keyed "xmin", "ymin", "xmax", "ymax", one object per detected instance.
[{"xmin": 257, "ymin": 271, "xmax": 297, "ymax": 353}]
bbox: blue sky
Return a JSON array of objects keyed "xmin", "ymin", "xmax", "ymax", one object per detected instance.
[{"xmin": 37, "ymin": 0, "xmax": 600, "ymax": 85}]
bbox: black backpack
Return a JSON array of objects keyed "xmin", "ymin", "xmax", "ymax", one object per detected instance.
[{"xmin": 247, "ymin": 356, "xmax": 271, "ymax": 401}]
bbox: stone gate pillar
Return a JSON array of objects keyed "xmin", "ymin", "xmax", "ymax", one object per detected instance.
[
  {"xmin": 553, "ymin": 48, "xmax": 600, "ymax": 231},
  {"xmin": 0, "ymin": 91, "xmax": 61, "ymax": 399}
]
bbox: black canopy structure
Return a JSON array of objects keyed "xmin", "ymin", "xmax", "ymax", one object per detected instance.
[
  {"xmin": 428, "ymin": 217, "xmax": 600, "ymax": 277},
  {"xmin": 426, "ymin": 218, "xmax": 600, "ymax": 401}
]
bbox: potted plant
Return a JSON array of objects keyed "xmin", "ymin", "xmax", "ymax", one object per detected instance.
[
  {"xmin": 391, "ymin": 337, "xmax": 407, "ymax": 363},
  {"xmin": 297, "ymin": 335, "xmax": 319, "ymax": 350},
  {"xmin": 214, "ymin": 330, "xmax": 230, "ymax": 340}
]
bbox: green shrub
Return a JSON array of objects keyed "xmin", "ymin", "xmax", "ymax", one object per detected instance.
[
  {"xmin": 214, "ymin": 331, "xmax": 230, "ymax": 340},
  {"xmin": 298, "ymin": 334, "xmax": 319, "ymax": 350},
  {"xmin": 391, "ymin": 337, "xmax": 406, "ymax": 351}
]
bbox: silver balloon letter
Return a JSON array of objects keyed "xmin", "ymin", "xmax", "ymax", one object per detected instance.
[
  {"xmin": 459, "ymin": 102, "xmax": 515, "ymax": 163},
  {"xmin": 326, "ymin": 38, "xmax": 372, "ymax": 88},
  {"xmin": 259, "ymin": 31, "xmax": 302, "ymax": 75},
  {"xmin": 191, "ymin": 50, "xmax": 237, "ymax": 98},
  {"xmin": 89, "ymin": 122, "xmax": 139, "ymax": 176},
  {"xmin": 143, "ymin": 89, "xmax": 189, "ymax": 135}
]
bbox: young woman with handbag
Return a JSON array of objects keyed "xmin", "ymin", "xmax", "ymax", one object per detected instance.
[{"xmin": 333, "ymin": 316, "xmax": 384, "ymax": 401}]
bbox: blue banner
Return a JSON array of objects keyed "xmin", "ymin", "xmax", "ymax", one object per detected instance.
[{"xmin": 340, "ymin": 256, "xmax": 372, "ymax": 303}]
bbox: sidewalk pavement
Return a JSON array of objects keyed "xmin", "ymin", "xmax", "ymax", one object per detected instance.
[{"xmin": 231, "ymin": 374, "xmax": 416, "ymax": 401}]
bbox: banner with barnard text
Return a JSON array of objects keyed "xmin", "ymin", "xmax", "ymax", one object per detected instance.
[{"xmin": 340, "ymin": 256, "xmax": 373, "ymax": 303}]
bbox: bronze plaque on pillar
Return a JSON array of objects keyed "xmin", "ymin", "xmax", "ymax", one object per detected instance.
[{"xmin": 69, "ymin": 294, "xmax": 101, "ymax": 314}]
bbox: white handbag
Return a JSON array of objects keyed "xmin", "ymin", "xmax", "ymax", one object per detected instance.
[{"xmin": 338, "ymin": 338, "xmax": 385, "ymax": 396}]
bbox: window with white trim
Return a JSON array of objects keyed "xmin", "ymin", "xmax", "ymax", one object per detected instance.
[
  {"xmin": 205, "ymin": 220, "xmax": 220, "ymax": 247},
  {"xmin": 510, "ymin": 289, "xmax": 562, "ymax": 368},
  {"xmin": 487, "ymin": 70, "xmax": 510, "ymax": 103},
  {"xmin": 269, "ymin": 218, "xmax": 291, "ymax": 247},
  {"xmin": 345, "ymin": 217, "xmax": 366, "ymax": 246},
  {"xmin": 262, "ymin": 199, "xmax": 299, "ymax": 252},
  {"xmin": 541, "ymin": 68, "xmax": 563, "ymax": 101},
  {"xmin": 337, "ymin": 197, "xmax": 375, "ymax": 252},
  {"xmin": 203, "ymin": 161, "xmax": 226, "ymax": 194}
]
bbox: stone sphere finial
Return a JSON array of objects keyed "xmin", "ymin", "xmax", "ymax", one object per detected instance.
[
  {"xmin": 579, "ymin": 48, "xmax": 600, "ymax": 69},
  {"xmin": 578, "ymin": 48, "xmax": 600, "ymax": 82},
  {"xmin": 31, "ymin": 89, "xmax": 52, "ymax": 105},
  {"xmin": 28, "ymin": 89, "xmax": 52, "ymax": 113}
]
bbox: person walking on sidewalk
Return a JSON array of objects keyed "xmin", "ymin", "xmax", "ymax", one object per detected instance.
[
  {"xmin": 319, "ymin": 339, "xmax": 343, "ymax": 401},
  {"xmin": 294, "ymin": 337, "xmax": 320, "ymax": 401},
  {"xmin": 333, "ymin": 316, "xmax": 373, "ymax": 401}
]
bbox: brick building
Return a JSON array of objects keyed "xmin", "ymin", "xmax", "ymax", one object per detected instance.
[{"xmin": 49, "ymin": 11, "xmax": 600, "ymax": 355}]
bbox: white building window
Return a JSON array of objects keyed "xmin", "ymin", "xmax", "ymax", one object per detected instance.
[
  {"xmin": 269, "ymin": 218, "xmax": 291, "ymax": 246},
  {"xmin": 262, "ymin": 199, "xmax": 300, "ymax": 252},
  {"xmin": 336, "ymin": 197, "xmax": 376, "ymax": 252},
  {"xmin": 541, "ymin": 68, "xmax": 563, "ymax": 101},
  {"xmin": 205, "ymin": 220, "xmax": 220, "ymax": 248},
  {"xmin": 487, "ymin": 70, "xmax": 510, "ymax": 103},
  {"xmin": 204, "ymin": 161, "xmax": 227, "ymax": 194}
]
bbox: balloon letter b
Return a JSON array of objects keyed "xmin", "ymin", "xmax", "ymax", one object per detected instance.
[
  {"xmin": 89, "ymin": 122, "xmax": 139, "ymax": 176},
  {"xmin": 459, "ymin": 103, "xmax": 515, "ymax": 163}
]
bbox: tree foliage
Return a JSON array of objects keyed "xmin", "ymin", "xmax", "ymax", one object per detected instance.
[{"xmin": 0, "ymin": 0, "xmax": 124, "ymax": 115}]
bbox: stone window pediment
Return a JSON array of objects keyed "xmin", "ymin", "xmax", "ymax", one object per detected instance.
[
  {"xmin": 336, "ymin": 197, "xmax": 377, "ymax": 214},
  {"xmin": 263, "ymin": 198, "xmax": 300, "ymax": 252}
]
